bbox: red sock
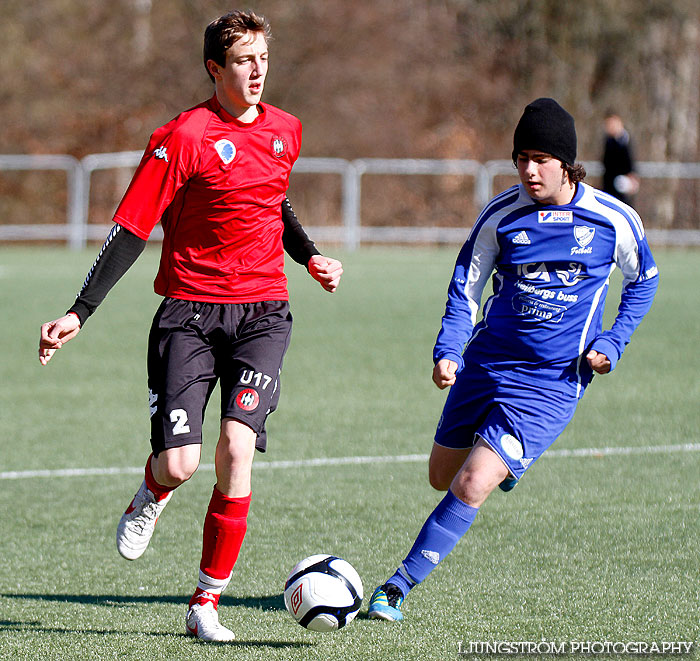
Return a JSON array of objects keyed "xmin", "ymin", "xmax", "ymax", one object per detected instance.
[
  {"xmin": 191, "ymin": 487, "xmax": 251, "ymax": 607},
  {"xmin": 144, "ymin": 453, "xmax": 174, "ymax": 502},
  {"xmin": 190, "ymin": 586, "xmax": 221, "ymax": 609}
]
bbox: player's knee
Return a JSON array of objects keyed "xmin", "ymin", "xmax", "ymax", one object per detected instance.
[
  {"xmin": 160, "ymin": 459, "xmax": 197, "ymax": 485},
  {"xmin": 216, "ymin": 445, "xmax": 254, "ymax": 472},
  {"xmin": 428, "ymin": 464, "xmax": 453, "ymax": 491},
  {"xmin": 451, "ymin": 469, "xmax": 495, "ymax": 508},
  {"xmin": 153, "ymin": 447, "xmax": 199, "ymax": 486},
  {"xmin": 218, "ymin": 420, "xmax": 256, "ymax": 463},
  {"xmin": 168, "ymin": 464, "xmax": 197, "ymax": 484}
]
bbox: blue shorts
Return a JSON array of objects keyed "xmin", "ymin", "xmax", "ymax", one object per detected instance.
[{"xmin": 434, "ymin": 364, "xmax": 579, "ymax": 480}]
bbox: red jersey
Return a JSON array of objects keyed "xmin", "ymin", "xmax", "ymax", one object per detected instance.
[{"xmin": 114, "ymin": 95, "xmax": 302, "ymax": 302}]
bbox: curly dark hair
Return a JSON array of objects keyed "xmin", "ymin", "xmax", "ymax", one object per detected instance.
[
  {"xmin": 563, "ymin": 161, "xmax": 586, "ymax": 184},
  {"xmin": 511, "ymin": 158, "xmax": 587, "ymax": 186}
]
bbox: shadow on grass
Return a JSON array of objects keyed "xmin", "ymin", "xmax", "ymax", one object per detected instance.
[
  {"xmin": 0, "ymin": 592, "xmax": 285, "ymax": 611},
  {"xmin": 1, "ymin": 601, "xmax": 314, "ymax": 650},
  {"xmin": 0, "ymin": 619, "xmax": 313, "ymax": 649}
]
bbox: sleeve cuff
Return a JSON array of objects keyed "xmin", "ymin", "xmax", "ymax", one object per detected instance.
[
  {"xmin": 433, "ymin": 351, "xmax": 464, "ymax": 372},
  {"xmin": 67, "ymin": 302, "xmax": 90, "ymax": 328},
  {"xmin": 588, "ymin": 337, "xmax": 620, "ymax": 372}
]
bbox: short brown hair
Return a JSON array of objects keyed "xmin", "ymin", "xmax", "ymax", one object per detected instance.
[{"xmin": 203, "ymin": 10, "xmax": 271, "ymax": 82}]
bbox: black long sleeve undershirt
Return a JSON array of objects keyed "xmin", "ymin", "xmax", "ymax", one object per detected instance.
[
  {"xmin": 67, "ymin": 224, "xmax": 146, "ymax": 326},
  {"xmin": 281, "ymin": 197, "xmax": 321, "ymax": 266},
  {"xmin": 68, "ymin": 198, "xmax": 321, "ymax": 326}
]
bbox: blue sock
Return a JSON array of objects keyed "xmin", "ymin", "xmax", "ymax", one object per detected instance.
[{"xmin": 386, "ymin": 490, "xmax": 478, "ymax": 596}]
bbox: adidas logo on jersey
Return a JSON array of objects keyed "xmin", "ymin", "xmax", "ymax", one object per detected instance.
[{"xmin": 512, "ymin": 231, "xmax": 531, "ymax": 245}]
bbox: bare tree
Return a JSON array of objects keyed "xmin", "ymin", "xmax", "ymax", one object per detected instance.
[{"xmin": 1, "ymin": 0, "xmax": 698, "ymax": 232}]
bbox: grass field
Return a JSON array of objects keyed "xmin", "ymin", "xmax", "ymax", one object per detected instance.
[{"xmin": 1, "ymin": 246, "xmax": 698, "ymax": 660}]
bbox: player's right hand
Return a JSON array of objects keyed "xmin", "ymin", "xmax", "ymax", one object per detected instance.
[
  {"xmin": 432, "ymin": 359, "xmax": 458, "ymax": 389},
  {"xmin": 39, "ymin": 313, "xmax": 81, "ymax": 365},
  {"xmin": 308, "ymin": 255, "xmax": 343, "ymax": 293},
  {"xmin": 586, "ymin": 349, "xmax": 611, "ymax": 374}
]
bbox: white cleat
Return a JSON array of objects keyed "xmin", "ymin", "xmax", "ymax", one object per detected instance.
[
  {"xmin": 116, "ymin": 480, "xmax": 172, "ymax": 560},
  {"xmin": 185, "ymin": 602, "xmax": 235, "ymax": 642}
]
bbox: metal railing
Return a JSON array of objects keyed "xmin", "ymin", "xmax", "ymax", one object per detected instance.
[
  {"xmin": 0, "ymin": 154, "xmax": 85, "ymax": 249},
  {"xmin": 1, "ymin": 153, "xmax": 699, "ymax": 249}
]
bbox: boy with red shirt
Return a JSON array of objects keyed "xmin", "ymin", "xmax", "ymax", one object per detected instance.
[{"xmin": 38, "ymin": 10, "xmax": 342, "ymax": 642}]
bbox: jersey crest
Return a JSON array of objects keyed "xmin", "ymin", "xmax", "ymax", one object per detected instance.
[
  {"xmin": 214, "ymin": 139, "xmax": 236, "ymax": 165},
  {"xmin": 574, "ymin": 225, "xmax": 595, "ymax": 248},
  {"xmin": 271, "ymin": 135, "xmax": 288, "ymax": 158}
]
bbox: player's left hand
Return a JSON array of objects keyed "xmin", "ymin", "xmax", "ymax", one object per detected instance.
[
  {"xmin": 308, "ymin": 255, "xmax": 343, "ymax": 293},
  {"xmin": 586, "ymin": 350, "xmax": 611, "ymax": 374},
  {"xmin": 38, "ymin": 313, "xmax": 82, "ymax": 366}
]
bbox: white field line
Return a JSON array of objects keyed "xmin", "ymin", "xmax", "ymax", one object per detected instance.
[{"xmin": 1, "ymin": 443, "xmax": 700, "ymax": 481}]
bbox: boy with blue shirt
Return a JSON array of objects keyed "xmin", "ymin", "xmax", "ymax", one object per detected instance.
[{"xmin": 368, "ymin": 98, "xmax": 658, "ymax": 621}]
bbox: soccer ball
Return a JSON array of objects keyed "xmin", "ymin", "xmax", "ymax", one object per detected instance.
[{"xmin": 283, "ymin": 554, "xmax": 363, "ymax": 631}]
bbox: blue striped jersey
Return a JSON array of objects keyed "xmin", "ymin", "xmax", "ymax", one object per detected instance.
[{"xmin": 433, "ymin": 182, "xmax": 659, "ymax": 396}]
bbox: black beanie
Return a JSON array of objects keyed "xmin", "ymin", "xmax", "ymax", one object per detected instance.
[{"xmin": 512, "ymin": 98, "xmax": 577, "ymax": 165}]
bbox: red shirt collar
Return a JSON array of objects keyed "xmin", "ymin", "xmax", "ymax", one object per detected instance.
[{"xmin": 208, "ymin": 94, "xmax": 267, "ymax": 128}]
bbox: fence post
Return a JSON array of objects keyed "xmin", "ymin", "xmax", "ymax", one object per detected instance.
[
  {"xmin": 67, "ymin": 158, "xmax": 86, "ymax": 250},
  {"xmin": 0, "ymin": 154, "xmax": 83, "ymax": 247},
  {"xmin": 474, "ymin": 163, "xmax": 490, "ymax": 213},
  {"xmin": 344, "ymin": 160, "xmax": 364, "ymax": 251},
  {"xmin": 79, "ymin": 151, "xmax": 144, "ymax": 244}
]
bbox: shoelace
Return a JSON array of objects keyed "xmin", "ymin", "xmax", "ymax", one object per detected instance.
[
  {"xmin": 128, "ymin": 498, "xmax": 161, "ymax": 532},
  {"xmin": 191, "ymin": 604, "xmax": 226, "ymax": 631}
]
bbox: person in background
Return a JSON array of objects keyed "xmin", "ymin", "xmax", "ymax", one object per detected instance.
[{"xmin": 602, "ymin": 111, "xmax": 639, "ymax": 206}]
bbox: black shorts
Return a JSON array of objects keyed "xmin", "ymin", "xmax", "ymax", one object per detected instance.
[{"xmin": 147, "ymin": 298, "xmax": 292, "ymax": 456}]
